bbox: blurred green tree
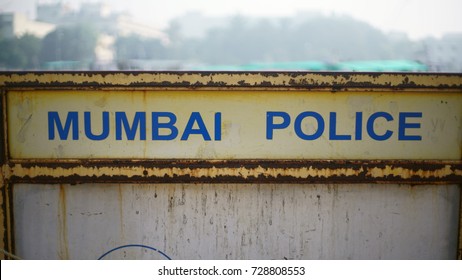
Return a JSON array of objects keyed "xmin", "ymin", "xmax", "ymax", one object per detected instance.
[
  {"xmin": 115, "ymin": 35, "xmax": 167, "ymax": 60},
  {"xmin": 0, "ymin": 33, "xmax": 41, "ymax": 69},
  {"xmin": 40, "ymin": 24, "xmax": 98, "ymax": 63}
]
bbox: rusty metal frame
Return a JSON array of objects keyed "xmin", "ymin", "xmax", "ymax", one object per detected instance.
[
  {"xmin": 1, "ymin": 71, "xmax": 462, "ymax": 90},
  {"xmin": 0, "ymin": 71, "xmax": 461, "ymax": 259},
  {"xmin": 3, "ymin": 159, "xmax": 462, "ymax": 185},
  {"xmin": 0, "ymin": 88, "xmax": 6, "ymax": 259}
]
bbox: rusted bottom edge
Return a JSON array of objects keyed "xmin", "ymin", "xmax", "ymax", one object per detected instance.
[{"xmin": 4, "ymin": 159, "xmax": 461, "ymax": 185}]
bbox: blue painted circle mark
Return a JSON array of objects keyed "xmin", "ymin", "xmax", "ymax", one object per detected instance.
[{"xmin": 98, "ymin": 244, "xmax": 172, "ymax": 260}]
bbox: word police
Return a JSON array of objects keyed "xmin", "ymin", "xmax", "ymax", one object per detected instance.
[{"xmin": 48, "ymin": 111, "xmax": 422, "ymax": 141}]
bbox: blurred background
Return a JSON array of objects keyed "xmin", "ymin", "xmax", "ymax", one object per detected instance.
[{"xmin": 0, "ymin": 0, "xmax": 461, "ymax": 71}]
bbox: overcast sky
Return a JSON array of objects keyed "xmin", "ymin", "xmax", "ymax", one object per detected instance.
[{"xmin": 1, "ymin": 0, "xmax": 461, "ymax": 40}]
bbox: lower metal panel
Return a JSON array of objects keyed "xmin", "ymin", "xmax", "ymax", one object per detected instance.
[{"xmin": 13, "ymin": 183, "xmax": 460, "ymax": 260}]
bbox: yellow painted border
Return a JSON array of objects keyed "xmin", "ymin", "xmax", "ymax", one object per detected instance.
[{"xmin": 1, "ymin": 72, "xmax": 461, "ymax": 91}]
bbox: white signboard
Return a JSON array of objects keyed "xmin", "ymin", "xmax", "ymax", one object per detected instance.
[{"xmin": 7, "ymin": 90, "xmax": 462, "ymax": 159}]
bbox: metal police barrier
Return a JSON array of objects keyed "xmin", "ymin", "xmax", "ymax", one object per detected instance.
[{"xmin": 0, "ymin": 72, "xmax": 461, "ymax": 259}]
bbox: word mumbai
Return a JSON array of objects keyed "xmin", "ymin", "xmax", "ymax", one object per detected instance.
[{"xmin": 48, "ymin": 111, "xmax": 423, "ymax": 141}]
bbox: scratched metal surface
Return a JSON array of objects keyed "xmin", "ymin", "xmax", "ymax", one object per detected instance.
[{"xmin": 13, "ymin": 183, "xmax": 460, "ymax": 260}]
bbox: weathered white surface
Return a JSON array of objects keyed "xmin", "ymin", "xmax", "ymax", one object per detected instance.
[{"xmin": 13, "ymin": 183, "xmax": 460, "ymax": 259}]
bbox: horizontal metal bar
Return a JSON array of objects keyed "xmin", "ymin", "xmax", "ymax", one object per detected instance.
[
  {"xmin": 3, "ymin": 160, "xmax": 461, "ymax": 184},
  {"xmin": 1, "ymin": 72, "xmax": 462, "ymax": 90}
]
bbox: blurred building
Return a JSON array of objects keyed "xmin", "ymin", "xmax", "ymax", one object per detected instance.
[
  {"xmin": 36, "ymin": 2, "xmax": 167, "ymax": 41},
  {"xmin": 0, "ymin": 12, "xmax": 55, "ymax": 38},
  {"xmin": 418, "ymin": 34, "xmax": 462, "ymax": 72},
  {"xmin": 35, "ymin": 1, "xmax": 168, "ymax": 69}
]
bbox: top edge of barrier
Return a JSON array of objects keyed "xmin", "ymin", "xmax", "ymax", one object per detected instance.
[{"xmin": 0, "ymin": 71, "xmax": 461, "ymax": 90}]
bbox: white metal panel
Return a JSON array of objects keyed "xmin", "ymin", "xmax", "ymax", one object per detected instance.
[{"xmin": 13, "ymin": 183, "xmax": 460, "ymax": 259}]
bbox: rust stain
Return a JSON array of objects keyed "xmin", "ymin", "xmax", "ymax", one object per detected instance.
[
  {"xmin": 0, "ymin": 165, "xmax": 4, "ymax": 183},
  {"xmin": 0, "ymin": 181, "xmax": 4, "ymax": 260},
  {"xmin": 118, "ymin": 185, "xmax": 125, "ymax": 240},
  {"xmin": 58, "ymin": 185, "xmax": 69, "ymax": 260}
]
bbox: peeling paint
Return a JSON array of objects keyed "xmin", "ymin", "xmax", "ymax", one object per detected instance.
[
  {"xmin": 2, "ymin": 160, "xmax": 461, "ymax": 184},
  {"xmin": 368, "ymin": 165, "xmax": 457, "ymax": 179},
  {"xmin": 1, "ymin": 72, "xmax": 461, "ymax": 90}
]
